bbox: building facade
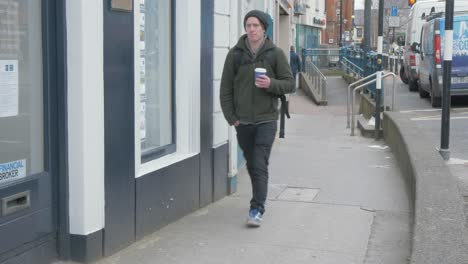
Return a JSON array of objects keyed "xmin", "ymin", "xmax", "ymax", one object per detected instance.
[
  {"xmin": 0, "ymin": 1, "xmax": 294, "ymax": 264},
  {"xmin": 324, "ymin": 0, "xmax": 354, "ymax": 46},
  {"xmin": 294, "ymin": 0, "xmax": 327, "ymax": 50},
  {"xmin": 353, "ymin": 9, "xmax": 365, "ymax": 45},
  {"xmin": 353, "ymin": 0, "xmax": 409, "ymax": 50}
]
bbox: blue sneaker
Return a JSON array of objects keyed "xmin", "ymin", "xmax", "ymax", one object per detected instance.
[{"xmin": 247, "ymin": 209, "xmax": 263, "ymax": 227}]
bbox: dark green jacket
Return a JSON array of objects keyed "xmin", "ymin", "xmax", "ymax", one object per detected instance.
[{"xmin": 220, "ymin": 35, "xmax": 294, "ymax": 125}]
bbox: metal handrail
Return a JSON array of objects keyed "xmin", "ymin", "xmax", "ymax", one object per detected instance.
[
  {"xmin": 340, "ymin": 61, "xmax": 362, "ymax": 77},
  {"xmin": 340, "ymin": 61, "xmax": 362, "ymax": 78},
  {"xmin": 341, "ymin": 57, "xmax": 364, "ymax": 73},
  {"xmin": 304, "ymin": 60, "xmax": 327, "ymax": 102},
  {"xmin": 302, "ymin": 48, "xmax": 341, "ymax": 56},
  {"xmin": 308, "ymin": 60, "xmax": 326, "ymax": 79},
  {"xmin": 303, "ymin": 54, "xmax": 341, "ymax": 56},
  {"xmin": 350, "ymin": 72, "xmax": 397, "ymax": 136},
  {"xmin": 302, "ymin": 48, "xmax": 341, "ymax": 69},
  {"xmin": 303, "ymin": 48, "xmax": 341, "ymax": 51},
  {"xmin": 346, "ymin": 71, "xmax": 380, "ymax": 128}
]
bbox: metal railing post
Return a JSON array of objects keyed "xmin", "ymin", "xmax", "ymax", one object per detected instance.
[
  {"xmin": 351, "ymin": 79, "xmax": 378, "ymax": 136},
  {"xmin": 346, "ymin": 72, "xmax": 379, "ymax": 128},
  {"xmin": 350, "ymin": 72, "xmax": 397, "ymax": 136},
  {"xmin": 302, "ymin": 54, "xmax": 327, "ymax": 102}
]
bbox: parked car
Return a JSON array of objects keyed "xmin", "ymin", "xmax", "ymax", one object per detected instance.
[
  {"xmin": 401, "ymin": 0, "xmax": 446, "ymax": 91},
  {"xmin": 419, "ymin": 13, "xmax": 468, "ymax": 107}
]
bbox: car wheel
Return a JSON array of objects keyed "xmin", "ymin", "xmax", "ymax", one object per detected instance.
[
  {"xmin": 430, "ymin": 83, "xmax": 441, "ymax": 107},
  {"xmin": 418, "ymin": 81, "xmax": 430, "ymax": 98},
  {"xmin": 409, "ymin": 79, "xmax": 418, "ymax": 92},
  {"xmin": 400, "ymin": 67, "xmax": 409, "ymax": 84}
]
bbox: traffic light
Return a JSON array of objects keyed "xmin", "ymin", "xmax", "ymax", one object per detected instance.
[{"xmin": 408, "ymin": 0, "xmax": 416, "ymax": 6}]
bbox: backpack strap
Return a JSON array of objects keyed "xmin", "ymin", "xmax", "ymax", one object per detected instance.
[{"xmin": 232, "ymin": 47, "xmax": 247, "ymax": 75}]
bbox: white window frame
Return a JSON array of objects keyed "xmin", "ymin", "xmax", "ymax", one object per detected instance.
[{"xmin": 134, "ymin": 0, "xmax": 201, "ymax": 178}]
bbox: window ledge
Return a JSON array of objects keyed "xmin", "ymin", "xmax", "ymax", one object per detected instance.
[{"xmin": 137, "ymin": 152, "xmax": 198, "ymax": 178}]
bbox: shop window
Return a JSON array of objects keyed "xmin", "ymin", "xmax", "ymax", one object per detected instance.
[
  {"xmin": 0, "ymin": 1, "xmax": 43, "ymax": 185},
  {"xmin": 138, "ymin": 0, "xmax": 174, "ymax": 162}
]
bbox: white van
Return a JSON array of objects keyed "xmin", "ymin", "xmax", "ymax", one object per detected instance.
[{"xmin": 401, "ymin": 0, "xmax": 468, "ymax": 91}]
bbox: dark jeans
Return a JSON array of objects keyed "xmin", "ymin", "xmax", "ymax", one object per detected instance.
[{"xmin": 236, "ymin": 121, "xmax": 277, "ymax": 214}]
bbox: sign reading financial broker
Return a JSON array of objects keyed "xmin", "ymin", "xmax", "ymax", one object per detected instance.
[{"xmin": 0, "ymin": 159, "xmax": 26, "ymax": 185}]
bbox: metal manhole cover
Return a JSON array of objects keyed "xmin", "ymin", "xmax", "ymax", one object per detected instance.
[{"xmin": 276, "ymin": 187, "xmax": 319, "ymax": 202}]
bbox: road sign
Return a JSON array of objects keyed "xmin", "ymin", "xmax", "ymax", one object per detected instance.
[
  {"xmin": 391, "ymin": 6, "xmax": 398, "ymax": 16},
  {"xmin": 389, "ymin": 16, "xmax": 400, "ymax": 27}
]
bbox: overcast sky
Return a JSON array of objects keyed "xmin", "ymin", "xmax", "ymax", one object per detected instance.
[{"xmin": 355, "ymin": 0, "xmax": 364, "ymax": 9}]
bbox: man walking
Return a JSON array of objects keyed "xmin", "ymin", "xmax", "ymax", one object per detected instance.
[
  {"xmin": 220, "ymin": 10, "xmax": 294, "ymax": 227},
  {"xmin": 290, "ymin": 45, "xmax": 301, "ymax": 89}
]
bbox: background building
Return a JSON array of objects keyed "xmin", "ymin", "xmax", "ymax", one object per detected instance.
[
  {"xmin": 353, "ymin": 0, "xmax": 409, "ymax": 50},
  {"xmin": 325, "ymin": 0, "xmax": 354, "ymax": 46},
  {"xmin": 293, "ymin": 0, "xmax": 327, "ymax": 50},
  {"xmin": 353, "ymin": 9, "xmax": 365, "ymax": 45}
]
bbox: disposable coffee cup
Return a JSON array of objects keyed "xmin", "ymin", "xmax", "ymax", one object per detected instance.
[
  {"xmin": 255, "ymin": 68, "xmax": 267, "ymax": 79},
  {"xmin": 255, "ymin": 68, "xmax": 266, "ymax": 86}
]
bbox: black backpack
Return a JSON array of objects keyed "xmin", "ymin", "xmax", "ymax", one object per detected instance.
[{"xmin": 232, "ymin": 47, "xmax": 290, "ymax": 138}]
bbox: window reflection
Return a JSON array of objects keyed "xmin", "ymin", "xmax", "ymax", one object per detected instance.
[
  {"xmin": 139, "ymin": 0, "xmax": 173, "ymax": 160},
  {"xmin": 0, "ymin": 0, "xmax": 43, "ymax": 185}
]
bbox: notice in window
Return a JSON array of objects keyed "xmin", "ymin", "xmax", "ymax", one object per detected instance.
[
  {"xmin": 139, "ymin": 1, "xmax": 147, "ymax": 141},
  {"xmin": 0, "ymin": 159, "xmax": 26, "ymax": 185},
  {"xmin": 0, "ymin": 60, "xmax": 19, "ymax": 118}
]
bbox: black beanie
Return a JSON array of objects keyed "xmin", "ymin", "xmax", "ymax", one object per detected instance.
[{"xmin": 244, "ymin": 10, "xmax": 268, "ymax": 31}]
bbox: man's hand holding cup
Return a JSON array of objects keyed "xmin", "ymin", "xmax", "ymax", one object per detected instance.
[{"xmin": 255, "ymin": 68, "xmax": 270, "ymax": 88}]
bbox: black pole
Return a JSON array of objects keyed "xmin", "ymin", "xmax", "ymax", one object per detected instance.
[
  {"xmin": 375, "ymin": 0, "xmax": 384, "ymax": 140},
  {"xmin": 340, "ymin": 0, "xmax": 343, "ymax": 46},
  {"xmin": 363, "ymin": 0, "xmax": 372, "ymax": 52},
  {"xmin": 377, "ymin": 0, "xmax": 384, "ymax": 69},
  {"xmin": 440, "ymin": 0, "xmax": 454, "ymax": 160}
]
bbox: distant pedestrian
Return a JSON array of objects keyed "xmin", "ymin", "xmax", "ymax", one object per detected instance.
[
  {"xmin": 290, "ymin": 45, "xmax": 301, "ymax": 89},
  {"xmin": 219, "ymin": 10, "xmax": 294, "ymax": 227}
]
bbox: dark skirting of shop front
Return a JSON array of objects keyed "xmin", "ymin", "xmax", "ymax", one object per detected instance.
[{"xmin": 102, "ymin": 0, "xmax": 136, "ymax": 257}]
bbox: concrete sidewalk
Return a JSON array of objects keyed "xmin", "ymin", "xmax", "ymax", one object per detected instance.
[{"xmin": 56, "ymin": 77, "xmax": 412, "ymax": 264}]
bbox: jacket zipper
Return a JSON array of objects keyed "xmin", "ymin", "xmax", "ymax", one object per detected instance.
[{"xmin": 252, "ymin": 62, "xmax": 256, "ymax": 122}]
